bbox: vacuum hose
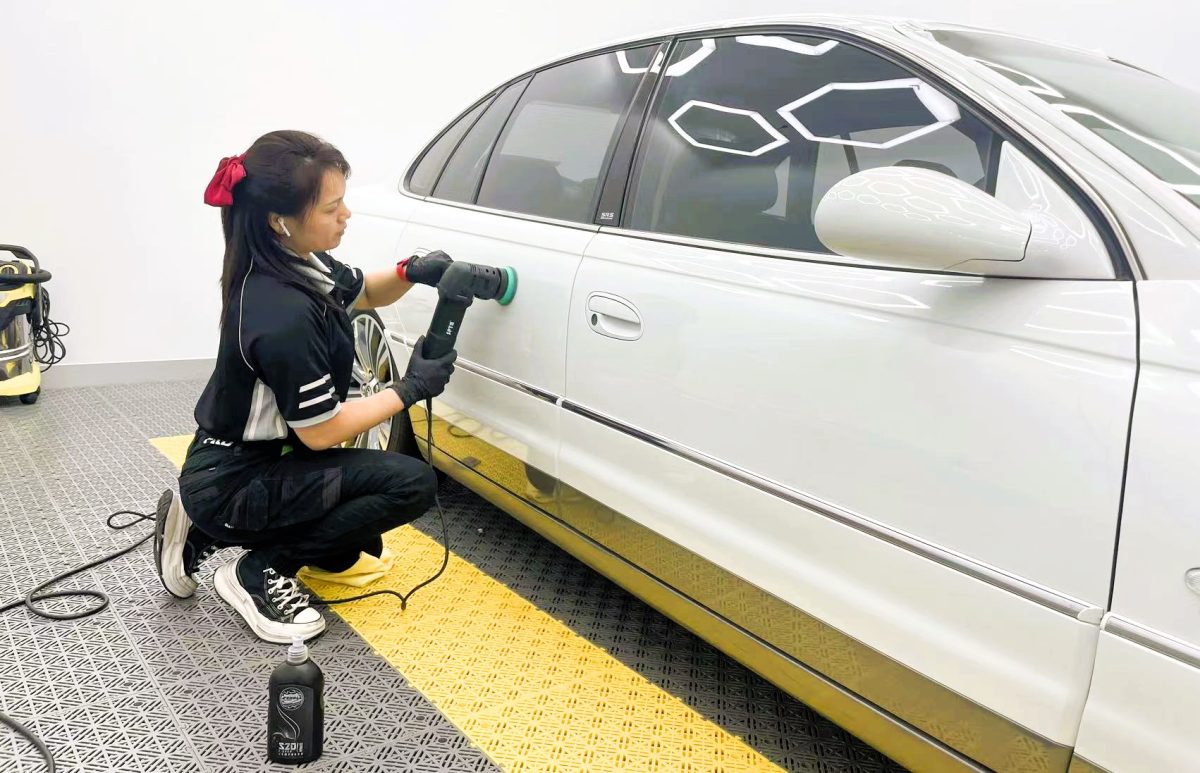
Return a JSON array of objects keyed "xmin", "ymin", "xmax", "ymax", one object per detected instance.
[
  {"xmin": 422, "ymin": 261, "xmax": 517, "ymax": 359},
  {"xmin": 0, "ymin": 268, "xmax": 52, "ymax": 288},
  {"xmin": 0, "ymin": 244, "xmax": 52, "ymax": 288}
]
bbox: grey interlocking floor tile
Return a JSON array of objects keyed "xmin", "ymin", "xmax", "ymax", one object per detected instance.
[
  {"xmin": 2, "ymin": 381, "xmax": 904, "ymax": 772},
  {"xmin": 1, "ymin": 385, "xmax": 498, "ymax": 773}
]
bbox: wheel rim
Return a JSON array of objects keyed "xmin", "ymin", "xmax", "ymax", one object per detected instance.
[{"xmin": 347, "ymin": 314, "xmax": 395, "ymax": 450}]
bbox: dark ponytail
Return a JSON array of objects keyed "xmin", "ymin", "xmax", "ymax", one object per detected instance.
[{"xmin": 214, "ymin": 130, "xmax": 351, "ymax": 323}]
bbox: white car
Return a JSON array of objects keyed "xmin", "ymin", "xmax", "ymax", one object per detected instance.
[{"xmin": 337, "ymin": 16, "xmax": 1200, "ymax": 772}]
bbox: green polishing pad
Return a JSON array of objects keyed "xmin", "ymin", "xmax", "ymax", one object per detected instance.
[{"xmin": 497, "ymin": 266, "xmax": 518, "ymax": 306}]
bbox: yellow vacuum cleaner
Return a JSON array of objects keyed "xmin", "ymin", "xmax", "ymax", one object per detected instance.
[{"xmin": 0, "ymin": 245, "xmax": 56, "ymax": 405}]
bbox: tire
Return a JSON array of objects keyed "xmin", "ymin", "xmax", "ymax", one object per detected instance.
[
  {"xmin": 347, "ymin": 310, "xmax": 412, "ymax": 454},
  {"xmin": 347, "ymin": 310, "xmax": 445, "ymax": 483},
  {"xmin": 19, "ymin": 388, "xmax": 39, "ymax": 405}
]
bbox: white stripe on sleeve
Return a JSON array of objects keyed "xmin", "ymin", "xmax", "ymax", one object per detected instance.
[
  {"xmin": 300, "ymin": 374, "xmax": 331, "ymax": 393},
  {"xmin": 298, "ymin": 388, "xmax": 336, "ymax": 410}
]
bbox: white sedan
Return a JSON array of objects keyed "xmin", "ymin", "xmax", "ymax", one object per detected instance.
[{"xmin": 338, "ymin": 16, "xmax": 1200, "ymax": 773}]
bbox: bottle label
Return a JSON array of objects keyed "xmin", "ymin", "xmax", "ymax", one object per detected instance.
[{"xmin": 270, "ymin": 685, "xmax": 314, "ymax": 760}]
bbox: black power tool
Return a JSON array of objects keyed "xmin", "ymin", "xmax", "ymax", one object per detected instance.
[{"xmin": 421, "ymin": 260, "xmax": 517, "ymax": 358}]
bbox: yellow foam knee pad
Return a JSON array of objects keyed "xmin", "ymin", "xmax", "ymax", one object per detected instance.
[{"xmin": 298, "ymin": 546, "xmax": 395, "ymax": 588}]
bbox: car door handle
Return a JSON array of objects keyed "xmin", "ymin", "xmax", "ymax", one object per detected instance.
[{"xmin": 586, "ymin": 293, "xmax": 642, "ymax": 341}]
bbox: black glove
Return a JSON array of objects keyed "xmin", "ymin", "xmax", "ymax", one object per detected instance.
[
  {"xmin": 403, "ymin": 250, "xmax": 453, "ymax": 287},
  {"xmin": 390, "ymin": 336, "xmax": 457, "ymax": 407}
]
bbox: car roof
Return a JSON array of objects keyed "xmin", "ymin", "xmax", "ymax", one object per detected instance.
[
  {"xmin": 544, "ymin": 15, "xmax": 1107, "ymax": 67},
  {"xmin": 563, "ymin": 14, "xmax": 910, "ymax": 55}
]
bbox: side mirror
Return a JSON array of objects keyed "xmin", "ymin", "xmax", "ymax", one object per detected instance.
[{"xmin": 813, "ymin": 167, "xmax": 1032, "ymax": 271}]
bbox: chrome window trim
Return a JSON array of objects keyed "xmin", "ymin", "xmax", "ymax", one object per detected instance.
[
  {"xmin": 417, "ymin": 195, "xmax": 602, "ymax": 233},
  {"xmin": 595, "ymin": 225, "xmax": 1127, "ymax": 281},
  {"xmin": 1104, "ymin": 615, "xmax": 1200, "ymax": 670},
  {"xmin": 386, "ymin": 331, "xmax": 1101, "ymax": 622}
]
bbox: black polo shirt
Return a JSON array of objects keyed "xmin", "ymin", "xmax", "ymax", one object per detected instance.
[{"xmin": 194, "ymin": 251, "xmax": 365, "ymax": 442}]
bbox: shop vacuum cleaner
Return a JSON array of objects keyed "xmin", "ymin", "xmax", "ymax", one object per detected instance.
[{"xmin": 0, "ymin": 244, "xmax": 67, "ymax": 403}]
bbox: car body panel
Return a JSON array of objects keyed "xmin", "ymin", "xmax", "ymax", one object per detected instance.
[
  {"xmin": 1063, "ymin": 282, "xmax": 1200, "ymax": 770},
  {"xmin": 569, "ymin": 232, "xmax": 1135, "ymax": 606},
  {"xmin": 1109, "ymin": 281, "xmax": 1200, "ymax": 641},
  {"xmin": 333, "ymin": 16, "xmax": 1200, "ymax": 771},
  {"xmin": 387, "ymin": 200, "xmax": 595, "ymax": 482},
  {"xmin": 1073, "ymin": 624, "xmax": 1200, "ymax": 772}
]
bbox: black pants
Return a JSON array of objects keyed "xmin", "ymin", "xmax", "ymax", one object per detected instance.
[{"xmin": 178, "ymin": 430, "xmax": 437, "ymax": 575}]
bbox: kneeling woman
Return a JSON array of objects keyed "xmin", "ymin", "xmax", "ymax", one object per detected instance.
[{"xmin": 154, "ymin": 130, "xmax": 457, "ymax": 643}]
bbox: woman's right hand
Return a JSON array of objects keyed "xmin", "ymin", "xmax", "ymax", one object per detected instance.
[
  {"xmin": 390, "ymin": 336, "xmax": 458, "ymax": 408},
  {"xmin": 403, "ymin": 250, "xmax": 454, "ymax": 287}
]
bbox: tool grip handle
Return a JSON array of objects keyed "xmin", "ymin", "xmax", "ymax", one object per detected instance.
[{"xmin": 422, "ymin": 298, "xmax": 468, "ymax": 360}]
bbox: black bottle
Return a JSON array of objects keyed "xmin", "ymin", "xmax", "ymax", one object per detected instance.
[{"xmin": 268, "ymin": 636, "xmax": 324, "ymax": 764}]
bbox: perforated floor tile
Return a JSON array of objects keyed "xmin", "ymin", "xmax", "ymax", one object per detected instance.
[
  {"xmin": 1, "ymin": 383, "xmax": 497, "ymax": 773},
  {"xmin": 1, "ymin": 381, "xmax": 905, "ymax": 772}
]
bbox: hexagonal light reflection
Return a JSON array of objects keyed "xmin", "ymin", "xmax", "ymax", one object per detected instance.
[
  {"xmin": 617, "ymin": 39, "xmax": 716, "ymax": 77},
  {"xmin": 615, "ymin": 49, "xmax": 666, "ymax": 75},
  {"xmin": 778, "ymin": 78, "xmax": 962, "ymax": 149},
  {"xmin": 667, "ymin": 100, "xmax": 788, "ymax": 157},
  {"xmin": 734, "ymin": 36, "xmax": 839, "ymax": 56}
]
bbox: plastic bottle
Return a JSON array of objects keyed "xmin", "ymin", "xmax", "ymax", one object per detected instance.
[{"xmin": 267, "ymin": 636, "xmax": 324, "ymax": 764}]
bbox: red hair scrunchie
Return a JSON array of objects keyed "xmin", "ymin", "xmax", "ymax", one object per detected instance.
[{"xmin": 203, "ymin": 153, "xmax": 247, "ymax": 207}]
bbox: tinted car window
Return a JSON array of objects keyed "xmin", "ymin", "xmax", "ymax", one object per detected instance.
[
  {"xmin": 626, "ymin": 35, "xmax": 1000, "ymax": 254},
  {"xmin": 408, "ymin": 97, "xmax": 493, "ymax": 196},
  {"xmin": 433, "ymin": 79, "xmax": 528, "ymax": 203},
  {"xmin": 476, "ymin": 46, "xmax": 657, "ymax": 223}
]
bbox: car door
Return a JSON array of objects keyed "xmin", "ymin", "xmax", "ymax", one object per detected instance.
[
  {"xmin": 1070, "ymin": 288, "xmax": 1200, "ymax": 773},
  {"xmin": 389, "ymin": 42, "xmax": 664, "ymax": 496},
  {"xmin": 919, "ymin": 29, "xmax": 1200, "ymax": 772},
  {"xmin": 557, "ymin": 30, "xmax": 1136, "ymax": 772}
]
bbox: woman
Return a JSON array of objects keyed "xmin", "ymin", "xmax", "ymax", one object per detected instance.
[{"xmin": 152, "ymin": 130, "xmax": 458, "ymax": 643}]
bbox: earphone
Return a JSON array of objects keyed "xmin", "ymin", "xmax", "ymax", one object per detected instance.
[{"xmin": 278, "ymin": 220, "xmax": 292, "ymax": 238}]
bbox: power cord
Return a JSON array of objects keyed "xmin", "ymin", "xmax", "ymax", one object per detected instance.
[
  {"xmin": 0, "ymin": 508, "xmax": 154, "ymax": 773},
  {"xmin": 312, "ymin": 397, "xmax": 450, "ymax": 611},
  {"xmin": 31, "ymin": 285, "xmax": 69, "ymax": 370},
  {"xmin": 0, "ymin": 403, "xmax": 452, "ymax": 772}
]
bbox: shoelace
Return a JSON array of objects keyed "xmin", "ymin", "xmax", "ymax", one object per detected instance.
[
  {"xmin": 186, "ymin": 544, "xmax": 219, "ymax": 576},
  {"xmin": 264, "ymin": 569, "xmax": 311, "ymax": 617}
]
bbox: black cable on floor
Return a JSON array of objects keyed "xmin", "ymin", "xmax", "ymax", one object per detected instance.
[
  {"xmin": 0, "ymin": 508, "xmax": 154, "ymax": 773},
  {"xmin": 308, "ymin": 493, "xmax": 448, "ymax": 611},
  {"xmin": 312, "ymin": 398, "xmax": 451, "ymax": 612},
  {"xmin": 0, "ymin": 403, "xmax": 451, "ymax": 772}
]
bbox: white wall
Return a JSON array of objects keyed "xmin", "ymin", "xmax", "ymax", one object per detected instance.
[{"xmin": 1, "ymin": 0, "xmax": 1196, "ymax": 372}]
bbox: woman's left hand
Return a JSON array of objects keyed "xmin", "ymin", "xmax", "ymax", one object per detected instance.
[{"xmin": 403, "ymin": 250, "xmax": 454, "ymax": 287}]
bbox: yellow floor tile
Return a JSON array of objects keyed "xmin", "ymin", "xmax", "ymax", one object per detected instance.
[{"xmin": 154, "ymin": 435, "xmax": 782, "ymax": 773}]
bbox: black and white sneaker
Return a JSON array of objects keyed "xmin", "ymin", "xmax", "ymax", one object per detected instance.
[
  {"xmin": 154, "ymin": 489, "xmax": 219, "ymax": 599},
  {"xmin": 214, "ymin": 554, "xmax": 326, "ymax": 644}
]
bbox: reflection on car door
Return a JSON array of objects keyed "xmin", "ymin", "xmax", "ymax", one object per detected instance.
[
  {"xmin": 390, "ymin": 44, "xmax": 663, "ymax": 499},
  {"xmin": 557, "ymin": 32, "xmax": 1136, "ymax": 772}
]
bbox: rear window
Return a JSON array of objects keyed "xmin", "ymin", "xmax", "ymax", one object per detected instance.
[{"xmin": 407, "ymin": 97, "xmax": 493, "ymax": 196}]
